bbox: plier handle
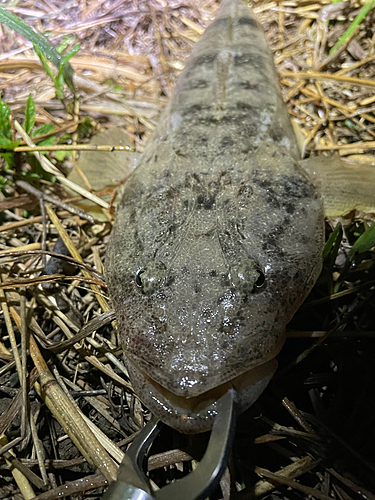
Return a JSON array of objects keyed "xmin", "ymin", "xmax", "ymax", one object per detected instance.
[{"xmin": 103, "ymin": 389, "xmax": 237, "ymax": 500}]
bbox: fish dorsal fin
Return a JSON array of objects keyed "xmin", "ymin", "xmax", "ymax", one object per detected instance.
[{"xmin": 301, "ymin": 154, "xmax": 375, "ymax": 216}]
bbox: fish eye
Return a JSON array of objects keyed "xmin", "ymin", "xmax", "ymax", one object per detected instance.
[
  {"xmin": 232, "ymin": 258, "xmax": 266, "ymax": 295},
  {"xmin": 136, "ymin": 261, "xmax": 166, "ymax": 295},
  {"xmin": 254, "ymin": 269, "xmax": 265, "ymax": 289},
  {"xmin": 135, "ymin": 270, "xmax": 144, "ymax": 287}
]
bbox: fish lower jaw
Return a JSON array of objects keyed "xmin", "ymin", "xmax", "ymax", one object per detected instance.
[{"xmin": 126, "ymin": 356, "xmax": 279, "ymax": 434}]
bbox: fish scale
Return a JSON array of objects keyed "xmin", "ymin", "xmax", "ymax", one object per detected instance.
[{"xmin": 106, "ymin": 0, "xmax": 324, "ymax": 433}]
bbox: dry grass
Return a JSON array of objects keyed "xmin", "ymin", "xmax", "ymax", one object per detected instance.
[{"xmin": 0, "ymin": 0, "xmax": 375, "ymax": 499}]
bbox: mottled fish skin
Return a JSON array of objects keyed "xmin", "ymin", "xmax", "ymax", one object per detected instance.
[{"xmin": 106, "ymin": 0, "xmax": 324, "ymax": 433}]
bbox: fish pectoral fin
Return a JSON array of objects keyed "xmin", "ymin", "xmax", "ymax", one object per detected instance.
[
  {"xmin": 300, "ymin": 154, "xmax": 375, "ymax": 217},
  {"xmin": 70, "ymin": 127, "xmax": 139, "ymax": 191},
  {"xmin": 67, "ymin": 127, "xmax": 140, "ymax": 221}
]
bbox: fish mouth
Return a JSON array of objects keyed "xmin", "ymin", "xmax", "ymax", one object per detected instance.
[{"xmin": 126, "ymin": 355, "xmax": 279, "ymax": 434}]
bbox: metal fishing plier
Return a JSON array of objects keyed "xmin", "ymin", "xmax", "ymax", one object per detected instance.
[{"xmin": 103, "ymin": 389, "xmax": 237, "ymax": 500}]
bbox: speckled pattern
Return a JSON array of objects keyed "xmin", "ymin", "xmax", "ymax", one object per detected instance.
[{"xmin": 106, "ymin": 0, "xmax": 324, "ymax": 433}]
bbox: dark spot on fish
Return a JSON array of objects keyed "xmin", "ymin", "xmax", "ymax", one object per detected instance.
[
  {"xmin": 219, "ymin": 112, "xmax": 260, "ymax": 130},
  {"xmin": 236, "ymin": 223, "xmax": 246, "ymax": 240},
  {"xmin": 194, "ymin": 283, "xmax": 202, "ymax": 294},
  {"xmin": 191, "ymin": 53, "xmax": 216, "ymax": 68},
  {"xmin": 266, "ymin": 192, "xmax": 281, "ymax": 209},
  {"xmin": 167, "ymin": 223, "xmax": 177, "ymax": 234},
  {"xmin": 209, "ymin": 270, "xmax": 217, "ymax": 277},
  {"xmin": 165, "ymin": 273, "xmax": 175, "ymax": 287},
  {"xmin": 197, "ymin": 194, "xmax": 216, "ymax": 210},
  {"xmin": 196, "ymin": 135, "xmax": 208, "ymax": 149},
  {"xmin": 173, "ymin": 146, "xmax": 188, "ymax": 157},
  {"xmin": 255, "ymin": 177, "xmax": 271, "ymax": 189},
  {"xmin": 220, "ymin": 136, "xmax": 234, "ymax": 149},
  {"xmin": 220, "ymin": 171, "xmax": 232, "ymax": 184},
  {"xmin": 184, "ymin": 103, "xmax": 210, "ymax": 115},
  {"xmin": 129, "ymin": 209, "xmax": 136, "ymax": 223},
  {"xmin": 285, "ymin": 202, "xmax": 295, "ymax": 214},
  {"xmin": 220, "ymin": 274, "xmax": 230, "ymax": 287},
  {"xmin": 236, "ymin": 102, "xmax": 256, "ymax": 113},
  {"xmin": 237, "ymin": 184, "xmax": 253, "ymax": 197},
  {"xmin": 270, "ymin": 128, "xmax": 283, "ymax": 142},
  {"xmin": 186, "ymin": 79, "xmax": 209, "ymax": 90},
  {"xmin": 237, "ymin": 81, "xmax": 260, "ymax": 91},
  {"xmin": 282, "ymin": 175, "xmax": 313, "ymax": 198},
  {"xmin": 236, "ymin": 16, "xmax": 257, "ymax": 28},
  {"xmin": 270, "ymin": 225, "xmax": 286, "ymax": 239},
  {"xmin": 262, "ymin": 228, "xmax": 286, "ymax": 256}
]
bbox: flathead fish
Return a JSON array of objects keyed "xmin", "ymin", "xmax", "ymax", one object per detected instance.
[{"xmin": 106, "ymin": 0, "xmax": 324, "ymax": 433}]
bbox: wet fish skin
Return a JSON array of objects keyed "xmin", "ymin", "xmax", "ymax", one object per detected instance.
[{"xmin": 106, "ymin": 0, "xmax": 324, "ymax": 433}]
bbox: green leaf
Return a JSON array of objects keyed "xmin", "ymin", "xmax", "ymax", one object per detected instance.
[
  {"xmin": 0, "ymin": 174, "xmax": 11, "ymax": 192},
  {"xmin": 0, "ymin": 100, "xmax": 12, "ymax": 140},
  {"xmin": 24, "ymin": 94, "xmax": 35, "ymax": 134},
  {"xmin": 55, "ymin": 72, "xmax": 65, "ymax": 101},
  {"xmin": 33, "ymin": 43, "xmax": 56, "ymax": 82},
  {"xmin": 349, "ymin": 223, "xmax": 375, "ymax": 256},
  {"xmin": 57, "ymin": 43, "xmax": 80, "ymax": 80},
  {"xmin": 35, "ymin": 136, "xmax": 56, "ymax": 147},
  {"xmin": 0, "ymin": 137, "xmax": 20, "ymax": 149},
  {"xmin": 0, "ymin": 152, "xmax": 14, "ymax": 168},
  {"xmin": 78, "ymin": 116, "xmax": 92, "ymax": 136},
  {"xmin": 56, "ymin": 36, "xmax": 72, "ymax": 54},
  {"xmin": 32, "ymin": 123, "xmax": 55, "ymax": 137},
  {"xmin": 21, "ymin": 171, "xmax": 41, "ymax": 179},
  {"xmin": 55, "ymin": 149, "xmax": 72, "ymax": 161},
  {"xmin": 0, "ymin": 7, "xmax": 75, "ymax": 92}
]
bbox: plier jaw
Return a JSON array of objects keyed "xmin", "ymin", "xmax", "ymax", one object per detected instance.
[{"xmin": 103, "ymin": 389, "xmax": 237, "ymax": 500}]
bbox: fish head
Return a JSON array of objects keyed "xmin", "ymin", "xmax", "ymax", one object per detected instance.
[{"xmin": 106, "ymin": 146, "xmax": 324, "ymax": 433}]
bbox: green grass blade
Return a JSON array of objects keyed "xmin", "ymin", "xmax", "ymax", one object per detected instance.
[
  {"xmin": 350, "ymin": 224, "xmax": 375, "ymax": 256},
  {"xmin": 0, "ymin": 7, "xmax": 75, "ymax": 92},
  {"xmin": 323, "ymin": 222, "xmax": 342, "ymax": 260},
  {"xmin": 24, "ymin": 94, "xmax": 35, "ymax": 134},
  {"xmin": 57, "ymin": 44, "xmax": 80, "ymax": 80},
  {"xmin": 330, "ymin": 0, "xmax": 375, "ymax": 54}
]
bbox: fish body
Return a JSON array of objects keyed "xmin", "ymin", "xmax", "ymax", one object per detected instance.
[{"xmin": 106, "ymin": 0, "xmax": 324, "ymax": 433}]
